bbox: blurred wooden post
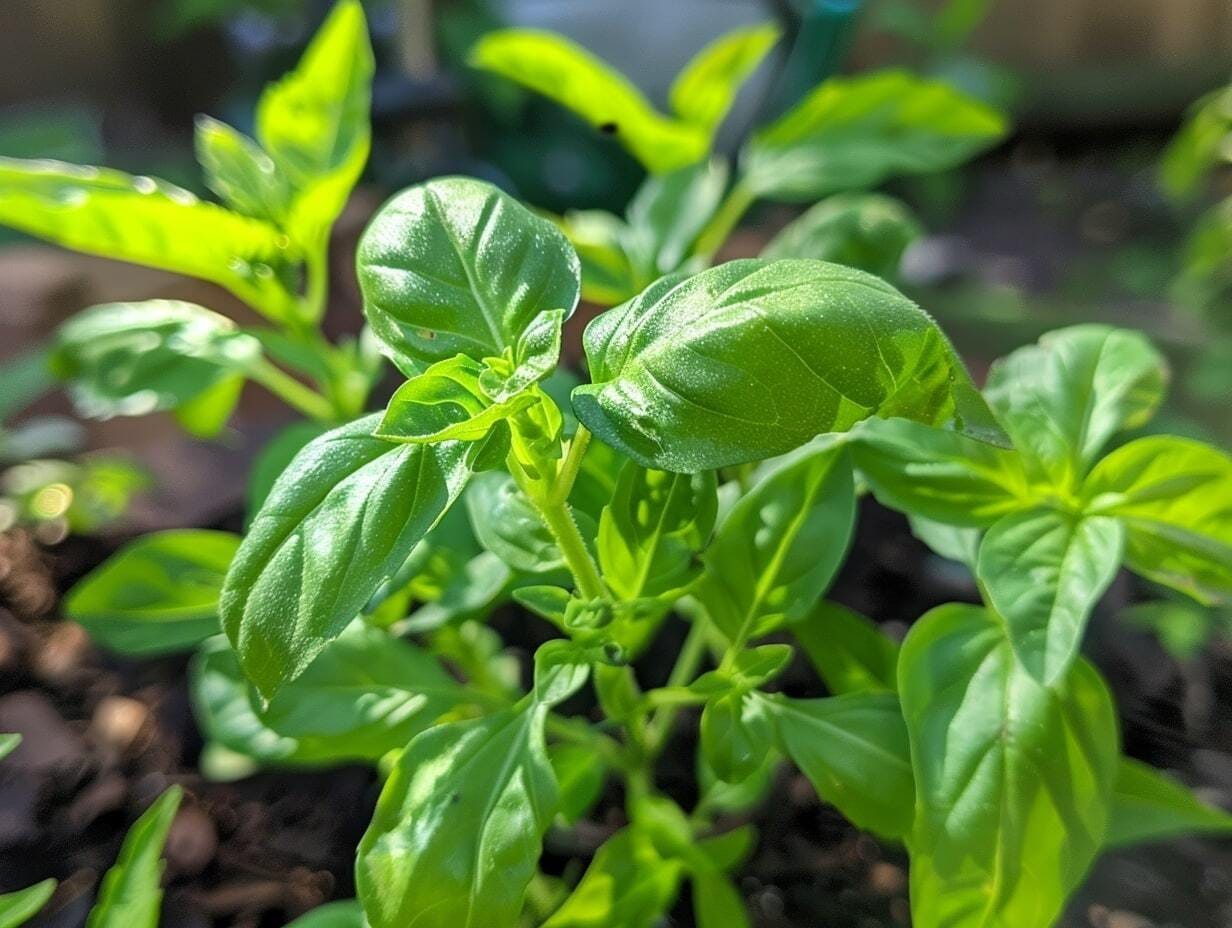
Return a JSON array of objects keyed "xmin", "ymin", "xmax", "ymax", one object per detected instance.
[{"xmin": 399, "ymin": 0, "xmax": 439, "ymax": 80}]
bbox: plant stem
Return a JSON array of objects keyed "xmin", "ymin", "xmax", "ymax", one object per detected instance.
[
  {"xmin": 550, "ymin": 426, "xmax": 592, "ymax": 506},
  {"xmin": 692, "ymin": 179, "xmax": 758, "ymax": 263},
  {"xmin": 536, "ymin": 487, "xmax": 607, "ymax": 601},
  {"xmin": 247, "ymin": 358, "xmax": 338, "ymax": 424},
  {"xmin": 645, "ymin": 617, "xmax": 711, "ymax": 755}
]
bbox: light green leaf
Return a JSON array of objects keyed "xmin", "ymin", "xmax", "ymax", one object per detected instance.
[
  {"xmin": 51, "ymin": 300, "xmax": 261, "ymax": 420},
  {"xmin": 761, "ymin": 193, "xmax": 923, "ymax": 277},
  {"xmin": 358, "ymin": 177, "xmax": 580, "ymax": 374},
  {"xmin": 469, "ymin": 30, "xmax": 708, "ymax": 173},
  {"xmin": 985, "ymin": 324, "xmax": 1169, "ymax": 490},
  {"xmin": 0, "ymin": 879, "xmax": 57, "ymax": 928},
  {"xmin": 283, "ymin": 900, "xmax": 366, "ymax": 928},
  {"xmin": 404, "ymin": 551, "xmax": 513, "ymax": 633},
  {"xmin": 1106, "ymin": 757, "xmax": 1232, "ymax": 848},
  {"xmin": 978, "ymin": 508, "xmax": 1123, "ymax": 685},
  {"xmin": 221, "ymin": 414, "xmax": 471, "ymax": 699},
  {"xmin": 65, "ymin": 529, "xmax": 238, "ymax": 656},
  {"xmin": 742, "ymin": 71, "xmax": 1006, "ymax": 202},
  {"xmin": 573, "ymin": 259, "xmax": 1003, "ymax": 472},
  {"xmin": 900, "ymin": 604, "xmax": 1119, "ymax": 928},
  {"xmin": 558, "ymin": 209, "xmax": 641, "ymax": 306},
  {"xmin": 598, "ymin": 462, "xmax": 717, "ymax": 600},
  {"xmin": 788, "ymin": 601, "xmax": 898, "ymax": 695},
  {"xmin": 86, "ymin": 787, "xmax": 183, "ymax": 928},
  {"xmin": 760, "ymin": 691, "xmax": 914, "ymax": 839},
  {"xmin": 1160, "ymin": 85, "xmax": 1232, "ymax": 203},
  {"xmin": 701, "ymin": 689, "xmax": 775, "ymax": 784},
  {"xmin": 691, "ymin": 871, "xmax": 750, "ymax": 928},
  {"xmin": 624, "ymin": 158, "xmax": 730, "ymax": 279},
  {"xmin": 550, "ymin": 743, "xmax": 609, "ymax": 825},
  {"xmin": 260, "ymin": 622, "xmax": 464, "ymax": 762},
  {"xmin": 908, "ymin": 515, "xmax": 982, "ymax": 569},
  {"xmin": 1084, "ymin": 436, "xmax": 1232, "ymax": 604},
  {"xmin": 0, "ymin": 158, "xmax": 299, "ymax": 322},
  {"xmin": 467, "ymin": 472, "xmax": 573, "ymax": 575},
  {"xmin": 173, "ymin": 371, "xmax": 245, "ymax": 439},
  {"xmin": 194, "ymin": 115, "xmax": 290, "ymax": 224},
  {"xmin": 542, "ymin": 827, "xmax": 684, "ymax": 928},
  {"xmin": 0, "ymin": 734, "xmax": 19, "ymax": 762},
  {"xmin": 698, "ymin": 442, "xmax": 854, "ymax": 641},
  {"xmin": 670, "ymin": 23, "xmax": 780, "ymax": 132}
]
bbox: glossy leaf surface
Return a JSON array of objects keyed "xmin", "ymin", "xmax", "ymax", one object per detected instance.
[{"xmin": 761, "ymin": 193, "xmax": 922, "ymax": 277}]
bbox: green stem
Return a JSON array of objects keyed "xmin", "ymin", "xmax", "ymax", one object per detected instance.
[
  {"xmin": 248, "ymin": 358, "xmax": 338, "ymax": 424},
  {"xmin": 691, "ymin": 179, "xmax": 757, "ymax": 263},
  {"xmin": 536, "ymin": 487, "xmax": 607, "ymax": 601},
  {"xmin": 645, "ymin": 617, "xmax": 711, "ymax": 756},
  {"xmin": 550, "ymin": 426, "xmax": 592, "ymax": 506}
]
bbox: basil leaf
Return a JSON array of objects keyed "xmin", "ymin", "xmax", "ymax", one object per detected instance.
[
  {"xmin": 173, "ymin": 372, "xmax": 245, "ymax": 439},
  {"xmin": 0, "ymin": 880, "xmax": 56, "ymax": 928},
  {"xmin": 246, "ymin": 420, "xmax": 328, "ymax": 522},
  {"xmin": 1084, "ymin": 436, "xmax": 1232, "ymax": 604},
  {"xmin": 760, "ymin": 691, "xmax": 914, "ymax": 839},
  {"xmin": 624, "ymin": 159, "xmax": 730, "ymax": 279},
  {"xmin": 788, "ymin": 601, "xmax": 898, "ymax": 695},
  {"xmin": 65, "ymin": 529, "xmax": 238, "ymax": 656},
  {"xmin": 221, "ymin": 414, "xmax": 471, "ymax": 699},
  {"xmin": 900, "ymin": 604, "xmax": 1119, "ymax": 928},
  {"xmin": 467, "ymin": 472, "xmax": 569, "ymax": 575},
  {"xmin": 977, "ymin": 508, "xmax": 1124, "ymax": 684},
  {"xmin": 550, "ymin": 743, "xmax": 609, "ymax": 825},
  {"xmin": 194, "ymin": 116, "xmax": 290, "ymax": 224},
  {"xmin": 598, "ymin": 463, "xmax": 717, "ymax": 600},
  {"xmin": 699, "ymin": 442, "xmax": 854, "ymax": 640},
  {"xmin": 85, "ymin": 787, "xmax": 182, "ymax": 928},
  {"xmin": 691, "ymin": 871, "xmax": 750, "ymax": 928},
  {"xmin": 468, "ymin": 30, "xmax": 708, "ymax": 173},
  {"xmin": 742, "ymin": 71, "xmax": 1006, "ymax": 202},
  {"xmin": 284, "ymin": 901, "xmax": 366, "ymax": 928},
  {"xmin": 701, "ymin": 690, "xmax": 775, "ymax": 784},
  {"xmin": 0, "ymin": 158, "xmax": 299, "ymax": 322},
  {"xmin": 542, "ymin": 827, "xmax": 684, "ymax": 928},
  {"xmin": 358, "ymin": 177, "xmax": 580, "ymax": 374},
  {"xmin": 669, "ymin": 23, "xmax": 780, "ymax": 132},
  {"xmin": 852, "ymin": 416, "xmax": 1031, "ymax": 526},
  {"xmin": 51, "ymin": 300, "xmax": 260, "ymax": 420},
  {"xmin": 1106, "ymin": 757, "xmax": 1232, "ymax": 848},
  {"xmin": 573, "ymin": 259, "xmax": 1003, "ymax": 472},
  {"xmin": 558, "ymin": 209, "xmax": 642, "ymax": 306},
  {"xmin": 0, "ymin": 734, "xmax": 19, "ymax": 762},
  {"xmin": 985, "ymin": 324, "xmax": 1168, "ymax": 489},
  {"xmin": 260, "ymin": 623, "xmax": 464, "ymax": 762},
  {"xmin": 761, "ymin": 193, "xmax": 923, "ymax": 277}
]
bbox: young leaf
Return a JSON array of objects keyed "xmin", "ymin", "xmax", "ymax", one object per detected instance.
[
  {"xmin": 260, "ymin": 623, "xmax": 464, "ymax": 762},
  {"xmin": 0, "ymin": 734, "xmax": 19, "ymax": 762},
  {"xmin": 759, "ymin": 691, "xmax": 914, "ymax": 839},
  {"xmin": 598, "ymin": 463, "xmax": 717, "ymax": 600},
  {"xmin": 691, "ymin": 871, "xmax": 750, "ymax": 928},
  {"xmin": 358, "ymin": 177, "xmax": 580, "ymax": 374},
  {"xmin": 984, "ymin": 324, "xmax": 1168, "ymax": 489},
  {"xmin": 542, "ymin": 827, "xmax": 684, "ymax": 928},
  {"xmin": 761, "ymin": 192, "xmax": 923, "ymax": 277},
  {"xmin": 85, "ymin": 787, "xmax": 183, "ymax": 928},
  {"xmin": 701, "ymin": 690, "xmax": 775, "ymax": 784},
  {"xmin": 65, "ymin": 529, "xmax": 239, "ymax": 656},
  {"xmin": 194, "ymin": 116, "xmax": 290, "ymax": 224},
  {"xmin": 698, "ymin": 442, "xmax": 854, "ymax": 641},
  {"xmin": 1106, "ymin": 757, "xmax": 1232, "ymax": 848},
  {"xmin": 1084, "ymin": 436, "xmax": 1232, "ymax": 604},
  {"xmin": 468, "ymin": 30, "xmax": 708, "ymax": 173},
  {"xmin": 623, "ymin": 159, "xmax": 730, "ymax": 279},
  {"xmin": 899, "ymin": 605, "xmax": 1119, "ymax": 928},
  {"xmin": 173, "ymin": 372, "xmax": 245, "ymax": 439},
  {"xmin": 742, "ymin": 71, "xmax": 1006, "ymax": 202},
  {"xmin": 787, "ymin": 601, "xmax": 899, "ymax": 695},
  {"xmin": 51, "ymin": 300, "xmax": 261, "ymax": 420},
  {"xmin": 550, "ymin": 743, "xmax": 609, "ymax": 824},
  {"xmin": 221, "ymin": 414, "xmax": 471, "ymax": 699},
  {"xmin": 0, "ymin": 158, "xmax": 299, "ymax": 322},
  {"xmin": 558, "ymin": 209, "xmax": 642, "ymax": 306},
  {"xmin": 977, "ymin": 508, "xmax": 1124, "ymax": 684},
  {"xmin": 669, "ymin": 23, "xmax": 781, "ymax": 132},
  {"xmin": 0, "ymin": 879, "xmax": 56, "ymax": 928},
  {"xmin": 283, "ymin": 900, "xmax": 366, "ymax": 928},
  {"xmin": 467, "ymin": 472, "xmax": 579, "ymax": 575},
  {"xmin": 851, "ymin": 416, "xmax": 1031, "ymax": 526},
  {"xmin": 573, "ymin": 259, "xmax": 1002, "ymax": 472}
]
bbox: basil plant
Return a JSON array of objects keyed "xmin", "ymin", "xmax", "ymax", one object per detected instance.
[{"xmin": 3, "ymin": 5, "xmax": 1232, "ymax": 928}]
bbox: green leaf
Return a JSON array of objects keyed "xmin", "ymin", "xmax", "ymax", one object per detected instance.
[
  {"xmin": 173, "ymin": 372, "xmax": 245, "ymax": 439},
  {"xmin": 246, "ymin": 420, "xmax": 328, "ymax": 522},
  {"xmin": 1106, "ymin": 757, "xmax": 1232, "ymax": 848},
  {"xmin": 691, "ymin": 871, "xmax": 750, "ymax": 928},
  {"xmin": 573, "ymin": 259, "xmax": 1003, "ymax": 472},
  {"xmin": 550, "ymin": 743, "xmax": 609, "ymax": 825},
  {"xmin": 1160, "ymin": 85, "xmax": 1232, "ymax": 203},
  {"xmin": 701, "ymin": 689, "xmax": 775, "ymax": 784},
  {"xmin": 977, "ymin": 508, "xmax": 1124, "ymax": 684},
  {"xmin": 358, "ymin": 177, "xmax": 580, "ymax": 374},
  {"xmin": 1084, "ymin": 436, "xmax": 1232, "ymax": 604},
  {"xmin": 985, "ymin": 324, "xmax": 1169, "ymax": 490},
  {"xmin": 899, "ymin": 604, "xmax": 1119, "ymax": 928},
  {"xmin": 0, "ymin": 734, "xmax": 19, "ymax": 762},
  {"xmin": 908, "ymin": 515, "xmax": 981, "ymax": 569},
  {"xmin": 0, "ymin": 879, "xmax": 57, "ymax": 928},
  {"xmin": 194, "ymin": 116, "xmax": 290, "ymax": 224},
  {"xmin": 698, "ymin": 442, "xmax": 854, "ymax": 641},
  {"xmin": 742, "ymin": 71, "xmax": 1006, "ymax": 202},
  {"xmin": 468, "ymin": 30, "xmax": 708, "ymax": 173},
  {"xmin": 852, "ymin": 416, "xmax": 1031, "ymax": 526},
  {"xmin": 761, "ymin": 193, "xmax": 923, "ymax": 277},
  {"xmin": 788, "ymin": 601, "xmax": 898, "ymax": 695},
  {"xmin": 760, "ymin": 691, "xmax": 914, "ymax": 839},
  {"xmin": 670, "ymin": 23, "xmax": 780, "ymax": 132},
  {"xmin": 598, "ymin": 462, "xmax": 717, "ymax": 600},
  {"xmin": 221, "ymin": 414, "xmax": 471, "ymax": 699},
  {"xmin": 51, "ymin": 300, "xmax": 261, "ymax": 420},
  {"xmin": 260, "ymin": 622, "xmax": 464, "ymax": 762},
  {"xmin": 0, "ymin": 157, "xmax": 299, "ymax": 322},
  {"xmin": 468, "ymin": 472, "xmax": 573, "ymax": 575},
  {"xmin": 558, "ymin": 210, "xmax": 642, "ymax": 306},
  {"xmin": 283, "ymin": 900, "xmax": 366, "ymax": 928},
  {"xmin": 85, "ymin": 787, "xmax": 183, "ymax": 928},
  {"xmin": 65, "ymin": 529, "xmax": 238, "ymax": 656},
  {"xmin": 256, "ymin": 0, "xmax": 373, "ymax": 245},
  {"xmin": 542, "ymin": 827, "xmax": 684, "ymax": 928},
  {"xmin": 623, "ymin": 159, "xmax": 730, "ymax": 279}
]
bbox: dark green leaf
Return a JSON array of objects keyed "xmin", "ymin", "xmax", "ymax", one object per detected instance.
[
  {"xmin": 788, "ymin": 601, "xmax": 898, "ymax": 695},
  {"xmin": 85, "ymin": 787, "xmax": 182, "ymax": 928},
  {"xmin": 1106, "ymin": 757, "xmax": 1232, "ymax": 848},
  {"xmin": 761, "ymin": 193, "xmax": 923, "ymax": 277},
  {"xmin": 246, "ymin": 420, "xmax": 328, "ymax": 523}
]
